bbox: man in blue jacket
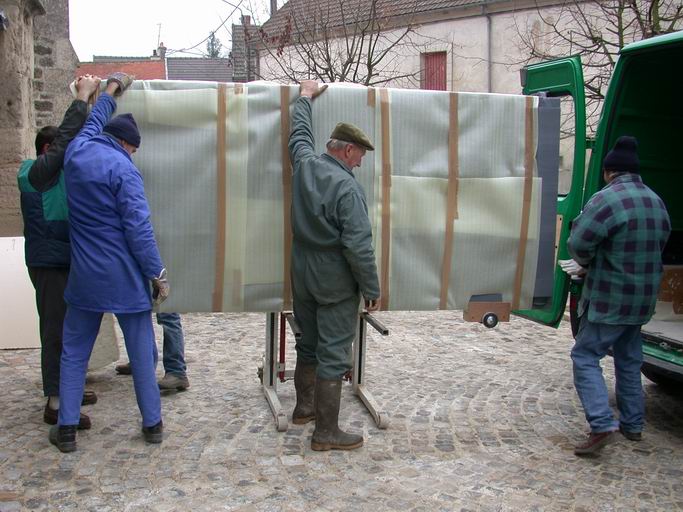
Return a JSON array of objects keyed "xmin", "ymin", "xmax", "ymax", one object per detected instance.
[
  {"xmin": 49, "ymin": 73, "xmax": 170, "ymax": 453},
  {"xmin": 17, "ymin": 75, "xmax": 101, "ymax": 429}
]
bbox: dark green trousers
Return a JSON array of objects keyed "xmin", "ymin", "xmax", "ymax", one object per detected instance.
[
  {"xmin": 28, "ymin": 266, "xmax": 69, "ymax": 396},
  {"xmin": 291, "ymin": 245, "xmax": 360, "ymax": 380}
]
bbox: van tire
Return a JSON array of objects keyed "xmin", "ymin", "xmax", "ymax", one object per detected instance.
[{"xmin": 641, "ymin": 363, "xmax": 682, "ymax": 389}]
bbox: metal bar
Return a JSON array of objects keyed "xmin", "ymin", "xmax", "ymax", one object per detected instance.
[
  {"xmin": 361, "ymin": 312, "xmax": 389, "ymax": 336},
  {"xmin": 263, "ymin": 387, "xmax": 288, "ymax": 432},
  {"xmin": 352, "ymin": 313, "xmax": 389, "ymax": 429},
  {"xmin": 284, "ymin": 312, "xmax": 302, "ymax": 339},
  {"xmin": 262, "ymin": 312, "xmax": 288, "ymax": 431},
  {"xmin": 266, "ymin": 313, "xmax": 276, "ymax": 387},
  {"xmin": 353, "ymin": 314, "xmax": 366, "ymax": 390},
  {"xmin": 278, "ymin": 313, "xmax": 286, "ymax": 381},
  {"xmin": 356, "ymin": 385, "xmax": 388, "ymax": 429}
]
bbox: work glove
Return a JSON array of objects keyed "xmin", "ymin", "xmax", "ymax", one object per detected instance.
[
  {"xmin": 151, "ymin": 268, "xmax": 170, "ymax": 306},
  {"xmin": 558, "ymin": 259, "xmax": 587, "ymax": 280},
  {"xmin": 106, "ymin": 72, "xmax": 134, "ymax": 96}
]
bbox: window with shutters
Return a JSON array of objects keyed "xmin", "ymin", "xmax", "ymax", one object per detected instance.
[{"xmin": 421, "ymin": 52, "xmax": 447, "ymax": 91}]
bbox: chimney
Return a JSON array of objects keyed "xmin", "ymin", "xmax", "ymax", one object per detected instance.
[
  {"xmin": 241, "ymin": 15, "xmax": 251, "ymax": 26},
  {"xmin": 158, "ymin": 42, "xmax": 167, "ymax": 59},
  {"xmin": 270, "ymin": 0, "xmax": 277, "ymax": 16}
]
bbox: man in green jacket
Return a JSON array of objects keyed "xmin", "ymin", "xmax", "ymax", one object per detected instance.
[
  {"xmin": 17, "ymin": 75, "xmax": 101, "ymax": 429},
  {"xmin": 289, "ymin": 81, "xmax": 380, "ymax": 451}
]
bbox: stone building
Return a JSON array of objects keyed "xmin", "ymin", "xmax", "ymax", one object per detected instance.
[
  {"xmin": 230, "ymin": 15, "xmax": 260, "ymax": 83},
  {"xmin": 0, "ymin": 0, "xmax": 77, "ymax": 236},
  {"xmin": 33, "ymin": 0, "xmax": 79, "ymax": 129},
  {"xmin": 0, "ymin": 0, "xmax": 43, "ymax": 236}
]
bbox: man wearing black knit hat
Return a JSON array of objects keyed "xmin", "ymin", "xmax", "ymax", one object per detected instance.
[
  {"xmin": 103, "ymin": 113, "xmax": 141, "ymax": 151},
  {"xmin": 564, "ymin": 136, "xmax": 671, "ymax": 456},
  {"xmin": 49, "ymin": 73, "xmax": 169, "ymax": 453}
]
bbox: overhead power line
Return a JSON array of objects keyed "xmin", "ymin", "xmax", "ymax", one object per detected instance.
[{"xmin": 166, "ymin": 0, "xmax": 244, "ymax": 56}]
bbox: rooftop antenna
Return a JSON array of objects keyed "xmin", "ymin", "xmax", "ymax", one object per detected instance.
[{"xmin": 156, "ymin": 23, "xmax": 162, "ymax": 48}]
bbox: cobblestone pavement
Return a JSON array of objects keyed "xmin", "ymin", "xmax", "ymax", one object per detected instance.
[{"xmin": 1, "ymin": 312, "xmax": 682, "ymax": 511}]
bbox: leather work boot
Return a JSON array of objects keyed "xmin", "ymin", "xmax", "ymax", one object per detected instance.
[
  {"xmin": 619, "ymin": 425, "xmax": 642, "ymax": 441},
  {"xmin": 115, "ymin": 362, "xmax": 132, "ymax": 375},
  {"xmin": 158, "ymin": 373, "xmax": 190, "ymax": 391},
  {"xmin": 142, "ymin": 420, "xmax": 163, "ymax": 444},
  {"xmin": 292, "ymin": 361, "xmax": 316, "ymax": 424},
  {"xmin": 49, "ymin": 425, "xmax": 77, "ymax": 453},
  {"xmin": 311, "ymin": 377, "xmax": 363, "ymax": 451},
  {"xmin": 574, "ymin": 430, "xmax": 617, "ymax": 456},
  {"xmin": 43, "ymin": 401, "xmax": 92, "ymax": 430},
  {"xmin": 81, "ymin": 390, "xmax": 98, "ymax": 405}
]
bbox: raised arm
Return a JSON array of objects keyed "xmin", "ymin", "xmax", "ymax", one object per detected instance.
[
  {"xmin": 288, "ymin": 81, "xmax": 328, "ymax": 165},
  {"xmin": 28, "ymin": 75, "xmax": 100, "ymax": 191},
  {"xmin": 71, "ymin": 73, "xmax": 134, "ymax": 146}
]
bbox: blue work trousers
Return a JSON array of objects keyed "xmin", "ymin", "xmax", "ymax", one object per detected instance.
[
  {"xmin": 156, "ymin": 313, "xmax": 186, "ymax": 376},
  {"xmin": 571, "ymin": 315, "xmax": 644, "ymax": 433},
  {"xmin": 59, "ymin": 306, "xmax": 161, "ymax": 427}
]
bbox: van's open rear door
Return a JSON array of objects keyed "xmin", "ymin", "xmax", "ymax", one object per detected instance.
[{"xmin": 515, "ymin": 56, "xmax": 587, "ymax": 327}]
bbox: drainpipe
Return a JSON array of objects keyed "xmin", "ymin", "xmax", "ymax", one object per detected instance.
[
  {"xmin": 450, "ymin": 42, "xmax": 455, "ymax": 91},
  {"xmin": 486, "ymin": 13, "xmax": 493, "ymax": 93}
]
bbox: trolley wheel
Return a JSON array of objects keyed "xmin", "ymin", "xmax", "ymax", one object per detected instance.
[
  {"xmin": 375, "ymin": 412, "xmax": 389, "ymax": 429},
  {"xmin": 482, "ymin": 312, "xmax": 498, "ymax": 328},
  {"xmin": 275, "ymin": 413, "xmax": 288, "ymax": 432}
]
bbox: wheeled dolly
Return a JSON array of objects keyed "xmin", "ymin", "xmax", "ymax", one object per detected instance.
[
  {"xmin": 259, "ymin": 311, "xmax": 390, "ymax": 431},
  {"xmin": 464, "ymin": 294, "xmax": 511, "ymax": 328}
]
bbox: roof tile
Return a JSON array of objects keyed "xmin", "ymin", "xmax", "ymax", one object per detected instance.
[
  {"xmin": 76, "ymin": 60, "xmax": 166, "ymax": 80},
  {"xmin": 166, "ymin": 58, "xmax": 233, "ymax": 82},
  {"xmin": 261, "ymin": 0, "xmax": 488, "ymax": 37}
]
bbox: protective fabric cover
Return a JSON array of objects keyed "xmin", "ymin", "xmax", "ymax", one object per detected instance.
[{"xmin": 112, "ymin": 81, "xmax": 547, "ymax": 313}]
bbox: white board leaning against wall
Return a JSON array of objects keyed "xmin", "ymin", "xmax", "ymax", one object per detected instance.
[
  {"xmin": 0, "ymin": 237, "xmax": 41, "ymax": 349},
  {"xmin": 0, "ymin": 237, "xmax": 118, "ymax": 370}
]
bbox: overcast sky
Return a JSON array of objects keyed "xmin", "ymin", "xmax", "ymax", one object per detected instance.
[{"xmin": 69, "ymin": 0, "xmax": 283, "ymax": 61}]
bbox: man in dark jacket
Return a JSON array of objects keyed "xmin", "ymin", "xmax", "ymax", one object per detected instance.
[
  {"xmin": 17, "ymin": 75, "xmax": 101, "ymax": 429},
  {"xmin": 289, "ymin": 81, "xmax": 380, "ymax": 451},
  {"xmin": 567, "ymin": 136, "xmax": 671, "ymax": 455},
  {"xmin": 49, "ymin": 74, "xmax": 169, "ymax": 453}
]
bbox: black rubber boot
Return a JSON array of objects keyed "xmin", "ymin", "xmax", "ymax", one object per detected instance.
[
  {"xmin": 311, "ymin": 377, "xmax": 363, "ymax": 451},
  {"xmin": 292, "ymin": 361, "xmax": 316, "ymax": 424},
  {"xmin": 48, "ymin": 425, "xmax": 77, "ymax": 453}
]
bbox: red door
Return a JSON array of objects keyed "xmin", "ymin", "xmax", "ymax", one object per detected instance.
[{"xmin": 421, "ymin": 52, "xmax": 447, "ymax": 90}]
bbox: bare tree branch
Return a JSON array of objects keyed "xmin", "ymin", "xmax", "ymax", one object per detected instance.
[
  {"xmin": 253, "ymin": 0, "xmax": 429, "ymax": 87},
  {"xmin": 513, "ymin": 0, "xmax": 682, "ymax": 136}
]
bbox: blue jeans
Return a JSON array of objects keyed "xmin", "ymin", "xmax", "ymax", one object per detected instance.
[
  {"xmin": 571, "ymin": 315, "xmax": 644, "ymax": 433},
  {"xmin": 156, "ymin": 313, "xmax": 186, "ymax": 377},
  {"xmin": 60, "ymin": 307, "xmax": 161, "ymax": 427}
]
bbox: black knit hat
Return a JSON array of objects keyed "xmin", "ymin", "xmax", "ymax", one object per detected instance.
[
  {"xmin": 603, "ymin": 135, "xmax": 639, "ymax": 173},
  {"xmin": 103, "ymin": 113, "xmax": 141, "ymax": 148}
]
